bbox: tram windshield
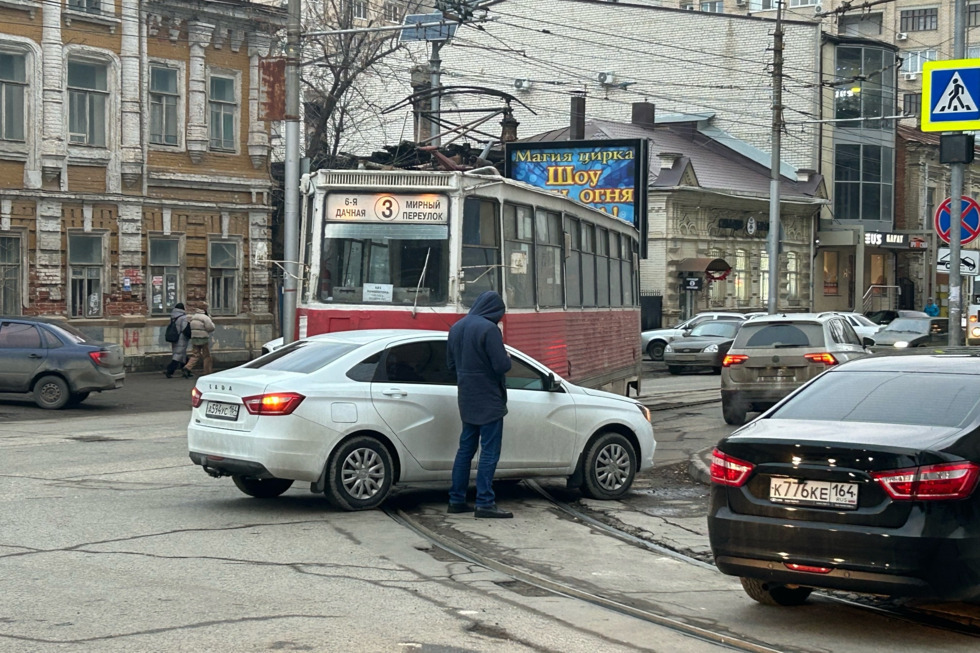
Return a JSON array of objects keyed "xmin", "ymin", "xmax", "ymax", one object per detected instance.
[{"xmin": 319, "ymin": 223, "xmax": 448, "ymax": 305}]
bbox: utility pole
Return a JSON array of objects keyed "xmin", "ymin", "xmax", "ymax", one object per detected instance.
[
  {"xmin": 282, "ymin": 0, "xmax": 301, "ymax": 345},
  {"xmin": 429, "ymin": 40, "xmax": 443, "ymax": 147},
  {"xmin": 948, "ymin": 0, "xmax": 966, "ymax": 345},
  {"xmin": 767, "ymin": 1, "xmax": 783, "ymax": 314}
]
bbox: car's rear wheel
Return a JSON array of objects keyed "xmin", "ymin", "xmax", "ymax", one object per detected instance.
[
  {"xmin": 647, "ymin": 341, "xmax": 666, "ymax": 361},
  {"xmin": 667, "ymin": 365, "xmax": 683, "ymax": 375},
  {"xmin": 33, "ymin": 375, "xmax": 70, "ymax": 410},
  {"xmin": 66, "ymin": 392, "xmax": 90, "ymax": 407},
  {"xmin": 232, "ymin": 476, "xmax": 294, "ymax": 498},
  {"xmin": 722, "ymin": 395, "xmax": 747, "ymax": 426},
  {"xmin": 325, "ymin": 435, "xmax": 394, "ymax": 511},
  {"xmin": 580, "ymin": 432, "xmax": 637, "ymax": 500},
  {"xmin": 739, "ymin": 577, "xmax": 812, "ymax": 606}
]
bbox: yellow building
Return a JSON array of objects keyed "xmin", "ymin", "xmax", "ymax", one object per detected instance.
[{"xmin": 0, "ymin": 0, "xmax": 285, "ymax": 368}]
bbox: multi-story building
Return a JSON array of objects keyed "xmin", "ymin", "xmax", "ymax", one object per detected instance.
[{"xmin": 0, "ymin": 0, "xmax": 285, "ymax": 369}]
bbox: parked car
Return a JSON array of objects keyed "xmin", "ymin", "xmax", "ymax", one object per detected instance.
[
  {"xmin": 865, "ymin": 317, "xmax": 948, "ymax": 350},
  {"xmin": 188, "ymin": 329, "xmax": 656, "ymax": 510},
  {"xmin": 0, "ymin": 316, "xmax": 125, "ymax": 409},
  {"xmin": 662, "ymin": 320, "xmax": 741, "ymax": 375},
  {"xmin": 819, "ymin": 311, "xmax": 881, "ymax": 340},
  {"xmin": 864, "ymin": 309, "xmax": 928, "ymax": 325},
  {"xmin": 641, "ymin": 312, "xmax": 746, "ymax": 361},
  {"xmin": 720, "ymin": 313, "xmax": 869, "ymax": 425},
  {"xmin": 709, "ymin": 354, "xmax": 980, "ymax": 604}
]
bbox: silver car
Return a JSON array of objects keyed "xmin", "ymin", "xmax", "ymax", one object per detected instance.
[
  {"xmin": 641, "ymin": 312, "xmax": 747, "ymax": 361},
  {"xmin": 662, "ymin": 320, "xmax": 741, "ymax": 374}
]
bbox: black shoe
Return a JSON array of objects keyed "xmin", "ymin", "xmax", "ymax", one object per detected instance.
[
  {"xmin": 164, "ymin": 371, "xmax": 173, "ymax": 378},
  {"xmin": 182, "ymin": 369, "xmax": 193, "ymax": 378},
  {"xmin": 474, "ymin": 505, "xmax": 513, "ymax": 519},
  {"xmin": 447, "ymin": 502, "xmax": 474, "ymax": 514}
]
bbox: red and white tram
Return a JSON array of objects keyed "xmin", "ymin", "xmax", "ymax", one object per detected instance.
[{"xmin": 295, "ymin": 168, "xmax": 642, "ymax": 394}]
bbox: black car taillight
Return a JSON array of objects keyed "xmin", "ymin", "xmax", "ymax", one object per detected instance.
[
  {"xmin": 872, "ymin": 461, "xmax": 980, "ymax": 501},
  {"xmin": 710, "ymin": 448, "xmax": 755, "ymax": 487}
]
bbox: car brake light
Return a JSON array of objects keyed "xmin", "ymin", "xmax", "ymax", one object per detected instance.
[
  {"xmin": 191, "ymin": 386, "xmax": 203, "ymax": 408},
  {"xmin": 872, "ymin": 462, "xmax": 980, "ymax": 501},
  {"xmin": 88, "ymin": 350, "xmax": 108, "ymax": 366},
  {"xmin": 784, "ymin": 563, "xmax": 832, "ymax": 574},
  {"xmin": 803, "ymin": 352, "xmax": 838, "ymax": 366},
  {"xmin": 710, "ymin": 448, "xmax": 755, "ymax": 487},
  {"xmin": 722, "ymin": 354, "xmax": 748, "ymax": 367},
  {"xmin": 242, "ymin": 392, "xmax": 305, "ymax": 416}
]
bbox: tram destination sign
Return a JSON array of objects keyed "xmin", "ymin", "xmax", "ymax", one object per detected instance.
[
  {"xmin": 504, "ymin": 139, "xmax": 649, "ymax": 234},
  {"xmin": 325, "ymin": 193, "xmax": 449, "ymax": 224}
]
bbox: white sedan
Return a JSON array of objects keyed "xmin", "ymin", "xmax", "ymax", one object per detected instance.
[{"xmin": 188, "ymin": 329, "xmax": 656, "ymax": 511}]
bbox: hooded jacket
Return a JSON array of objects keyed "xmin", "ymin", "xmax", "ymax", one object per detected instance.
[
  {"xmin": 169, "ymin": 306, "xmax": 190, "ymax": 359},
  {"xmin": 447, "ymin": 291, "xmax": 512, "ymax": 425}
]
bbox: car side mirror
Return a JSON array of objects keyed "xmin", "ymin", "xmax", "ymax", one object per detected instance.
[
  {"xmin": 682, "ymin": 329, "xmax": 692, "ymax": 337},
  {"xmin": 545, "ymin": 373, "xmax": 561, "ymax": 392},
  {"xmin": 862, "ymin": 337, "xmax": 874, "ymax": 348}
]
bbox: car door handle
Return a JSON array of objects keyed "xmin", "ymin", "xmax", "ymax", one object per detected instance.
[
  {"xmin": 382, "ymin": 388, "xmax": 408, "ymax": 397},
  {"xmin": 28, "ymin": 354, "xmax": 43, "ymax": 359}
]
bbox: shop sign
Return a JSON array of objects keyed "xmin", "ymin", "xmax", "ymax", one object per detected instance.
[{"xmin": 864, "ymin": 232, "xmax": 908, "ymax": 249}]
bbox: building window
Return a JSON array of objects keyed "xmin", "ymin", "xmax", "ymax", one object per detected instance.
[
  {"xmin": 971, "ymin": 3, "xmax": 980, "ymax": 26},
  {"xmin": 839, "ymin": 13, "xmax": 882, "ymax": 36},
  {"xmin": 344, "ymin": 0, "xmax": 368, "ymax": 20},
  {"xmin": 700, "ymin": 1, "xmax": 723, "ymax": 12},
  {"xmin": 900, "ymin": 8, "xmax": 938, "ymax": 32},
  {"xmin": 209, "ymin": 240, "xmax": 239, "ymax": 315},
  {"xmin": 823, "ymin": 250, "xmax": 839, "ymax": 295},
  {"xmin": 902, "ymin": 49, "xmax": 937, "ymax": 74},
  {"xmin": 835, "ymin": 46, "xmax": 896, "ymax": 129},
  {"xmin": 709, "ymin": 248, "xmax": 726, "ymax": 303},
  {"xmin": 834, "ymin": 144, "xmax": 894, "ymax": 222},
  {"xmin": 504, "ymin": 204, "xmax": 535, "ymax": 308},
  {"xmin": 734, "ymin": 249, "xmax": 749, "ymax": 302},
  {"xmin": 69, "ymin": 0, "xmax": 101, "ymax": 14},
  {"xmin": 68, "ymin": 234, "xmax": 103, "ymax": 318},
  {"xmin": 0, "ymin": 53, "xmax": 25, "ymax": 142},
  {"xmin": 149, "ymin": 238, "xmax": 181, "ymax": 315},
  {"xmin": 903, "ymin": 92, "xmax": 922, "ymax": 116},
  {"xmin": 0, "ymin": 235, "xmax": 20, "ymax": 314},
  {"xmin": 789, "ymin": 0, "xmax": 817, "ymax": 5},
  {"xmin": 536, "ymin": 210, "xmax": 564, "ymax": 308},
  {"xmin": 149, "ymin": 66, "xmax": 178, "ymax": 146},
  {"xmin": 67, "ymin": 60, "xmax": 107, "ymax": 146},
  {"xmin": 748, "ymin": 0, "xmax": 779, "ymax": 9},
  {"xmin": 461, "ymin": 197, "xmax": 500, "ymax": 307},
  {"xmin": 209, "ymin": 75, "xmax": 237, "ymax": 151},
  {"xmin": 786, "ymin": 252, "xmax": 800, "ymax": 301},
  {"xmin": 760, "ymin": 251, "xmax": 769, "ymax": 306},
  {"xmin": 383, "ymin": 1, "xmax": 402, "ymax": 22}
]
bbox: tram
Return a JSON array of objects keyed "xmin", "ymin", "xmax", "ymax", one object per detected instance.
[{"xmin": 295, "ymin": 167, "xmax": 642, "ymax": 394}]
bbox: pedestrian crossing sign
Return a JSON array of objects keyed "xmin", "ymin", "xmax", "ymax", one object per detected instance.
[{"xmin": 922, "ymin": 59, "xmax": 980, "ymax": 132}]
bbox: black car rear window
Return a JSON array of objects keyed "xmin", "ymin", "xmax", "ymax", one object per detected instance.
[
  {"xmin": 243, "ymin": 340, "xmax": 359, "ymax": 374},
  {"xmin": 771, "ymin": 371, "xmax": 980, "ymax": 428},
  {"xmin": 734, "ymin": 323, "xmax": 825, "ymax": 348}
]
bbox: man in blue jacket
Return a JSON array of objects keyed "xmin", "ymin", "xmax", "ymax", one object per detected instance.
[{"xmin": 447, "ymin": 291, "xmax": 513, "ymax": 518}]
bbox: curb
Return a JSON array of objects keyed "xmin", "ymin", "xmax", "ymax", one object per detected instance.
[{"xmin": 687, "ymin": 447, "xmax": 713, "ymax": 486}]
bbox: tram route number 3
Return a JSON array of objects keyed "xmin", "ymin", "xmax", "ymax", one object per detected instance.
[{"xmin": 338, "ymin": 194, "xmax": 400, "ymax": 221}]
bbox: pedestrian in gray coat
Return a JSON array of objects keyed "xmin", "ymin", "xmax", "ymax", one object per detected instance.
[{"xmin": 165, "ymin": 303, "xmax": 190, "ymax": 378}]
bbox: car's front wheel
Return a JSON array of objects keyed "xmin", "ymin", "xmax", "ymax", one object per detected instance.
[
  {"xmin": 232, "ymin": 476, "xmax": 294, "ymax": 498},
  {"xmin": 33, "ymin": 375, "xmax": 70, "ymax": 410},
  {"xmin": 647, "ymin": 340, "xmax": 666, "ymax": 361},
  {"xmin": 740, "ymin": 577, "xmax": 812, "ymax": 606},
  {"xmin": 580, "ymin": 432, "xmax": 637, "ymax": 500},
  {"xmin": 325, "ymin": 435, "xmax": 394, "ymax": 511}
]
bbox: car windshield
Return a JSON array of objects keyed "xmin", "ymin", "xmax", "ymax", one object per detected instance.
[
  {"xmin": 690, "ymin": 321, "xmax": 739, "ymax": 338},
  {"xmin": 243, "ymin": 340, "xmax": 360, "ymax": 373},
  {"xmin": 771, "ymin": 370, "xmax": 980, "ymax": 428},
  {"xmin": 882, "ymin": 318, "xmax": 930, "ymax": 335},
  {"xmin": 734, "ymin": 322, "xmax": 824, "ymax": 348}
]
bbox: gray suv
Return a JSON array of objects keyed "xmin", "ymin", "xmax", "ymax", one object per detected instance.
[{"xmin": 720, "ymin": 313, "xmax": 869, "ymax": 425}]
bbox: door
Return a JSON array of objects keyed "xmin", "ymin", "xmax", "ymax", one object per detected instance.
[
  {"xmin": 498, "ymin": 354, "xmax": 577, "ymax": 471},
  {"xmin": 370, "ymin": 340, "xmax": 460, "ymax": 471},
  {"xmin": 0, "ymin": 321, "xmax": 47, "ymax": 392}
]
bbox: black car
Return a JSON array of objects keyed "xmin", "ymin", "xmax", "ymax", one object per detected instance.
[
  {"xmin": 0, "ymin": 317, "xmax": 125, "ymax": 409},
  {"xmin": 864, "ymin": 309, "xmax": 928, "ymax": 325},
  {"xmin": 865, "ymin": 317, "xmax": 948, "ymax": 350},
  {"xmin": 708, "ymin": 354, "xmax": 980, "ymax": 604}
]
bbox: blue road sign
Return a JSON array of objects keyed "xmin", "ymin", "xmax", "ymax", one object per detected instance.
[
  {"xmin": 922, "ymin": 59, "xmax": 980, "ymax": 131},
  {"xmin": 934, "ymin": 196, "xmax": 980, "ymax": 245}
]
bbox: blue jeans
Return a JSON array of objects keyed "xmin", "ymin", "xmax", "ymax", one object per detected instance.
[{"xmin": 449, "ymin": 419, "xmax": 504, "ymax": 508}]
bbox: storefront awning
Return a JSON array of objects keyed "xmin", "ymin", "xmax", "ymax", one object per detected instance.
[{"xmin": 675, "ymin": 257, "xmax": 731, "ymax": 274}]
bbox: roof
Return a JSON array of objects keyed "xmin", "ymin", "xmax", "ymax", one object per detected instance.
[
  {"xmin": 898, "ymin": 124, "xmax": 980, "ymax": 154},
  {"xmin": 521, "ymin": 118, "xmax": 825, "ymax": 202}
]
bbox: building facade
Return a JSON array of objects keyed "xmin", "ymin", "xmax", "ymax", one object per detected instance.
[{"xmin": 0, "ymin": 0, "xmax": 284, "ymax": 369}]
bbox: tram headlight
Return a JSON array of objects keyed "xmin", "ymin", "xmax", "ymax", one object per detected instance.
[{"xmin": 972, "ymin": 326, "xmax": 980, "ymax": 338}]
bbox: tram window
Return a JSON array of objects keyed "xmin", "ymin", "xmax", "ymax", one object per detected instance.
[
  {"xmin": 536, "ymin": 210, "xmax": 564, "ymax": 308},
  {"xmin": 610, "ymin": 232, "xmax": 623, "ymax": 307},
  {"xmin": 581, "ymin": 223, "xmax": 596, "ymax": 307},
  {"xmin": 566, "ymin": 217, "xmax": 582, "ymax": 308},
  {"xmin": 596, "ymin": 228, "xmax": 610, "ymax": 307},
  {"xmin": 504, "ymin": 204, "xmax": 535, "ymax": 308},
  {"xmin": 461, "ymin": 198, "xmax": 501, "ymax": 307}
]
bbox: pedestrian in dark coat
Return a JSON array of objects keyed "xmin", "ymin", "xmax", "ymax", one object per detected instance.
[
  {"xmin": 446, "ymin": 290, "xmax": 513, "ymax": 518},
  {"xmin": 165, "ymin": 303, "xmax": 190, "ymax": 378}
]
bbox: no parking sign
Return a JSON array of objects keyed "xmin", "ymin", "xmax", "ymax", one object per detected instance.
[{"xmin": 934, "ymin": 196, "xmax": 980, "ymax": 244}]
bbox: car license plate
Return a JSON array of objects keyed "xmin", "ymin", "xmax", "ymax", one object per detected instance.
[
  {"xmin": 205, "ymin": 401, "xmax": 240, "ymax": 421},
  {"xmin": 769, "ymin": 477, "xmax": 858, "ymax": 509}
]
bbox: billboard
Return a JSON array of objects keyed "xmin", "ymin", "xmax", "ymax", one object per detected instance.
[{"xmin": 504, "ymin": 139, "xmax": 648, "ymax": 234}]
